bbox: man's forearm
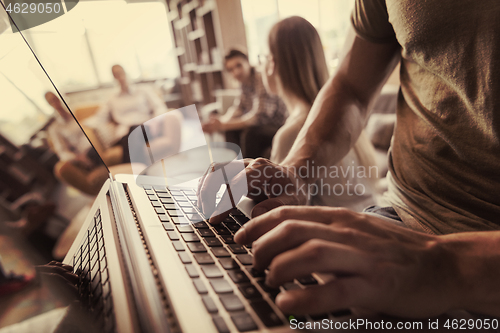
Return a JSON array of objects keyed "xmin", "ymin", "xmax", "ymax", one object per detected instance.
[
  {"xmin": 441, "ymin": 231, "xmax": 500, "ymax": 316},
  {"xmin": 281, "ymin": 76, "xmax": 367, "ymax": 182},
  {"xmin": 280, "ymin": 30, "xmax": 400, "ymax": 182}
]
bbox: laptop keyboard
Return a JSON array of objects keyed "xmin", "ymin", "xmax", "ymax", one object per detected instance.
[
  {"xmin": 72, "ymin": 209, "xmax": 115, "ymax": 333},
  {"xmin": 144, "ymin": 185, "xmax": 351, "ymax": 332}
]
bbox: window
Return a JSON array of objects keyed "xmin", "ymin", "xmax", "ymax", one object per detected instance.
[
  {"xmin": 241, "ymin": 0, "xmax": 355, "ymax": 71},
  {"xmin": 0, "ymin": 0, "xmax": 178, "ymax": 146},
  {"xmin": 28, "ymin": 0, "xmax": 179, "ymax": 90}
]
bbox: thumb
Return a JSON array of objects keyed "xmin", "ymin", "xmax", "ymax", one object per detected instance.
[{"xmin": 251, "ymin": 195, "xmax": 297, "ymax": 218}]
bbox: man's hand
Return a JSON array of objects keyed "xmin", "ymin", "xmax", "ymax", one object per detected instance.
[
  {"xmin": 197, "ymin": 158, "xmax": 308, "ymax": 224},
  {"xmin": 36, "ymin": 261, "xmax": 79, "ymax": 303},
  {"xmin": 234, "ymin": 206, "xmax": 464, "ymax": 317}
]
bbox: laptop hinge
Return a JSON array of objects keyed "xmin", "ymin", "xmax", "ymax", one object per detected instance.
[{"xmin": 109, "ymin": 179, "xmax": 171, "ymax": 333}]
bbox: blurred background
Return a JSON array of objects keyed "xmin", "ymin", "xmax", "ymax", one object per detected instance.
[{"xmin": 0, "ymin": 0, "xmax": 400, "ymax": 328}]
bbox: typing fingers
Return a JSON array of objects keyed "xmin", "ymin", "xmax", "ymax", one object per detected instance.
[
  {"xmin": 275, "ymin": 277, "xmax": 372, "ymax": 315},
  {"xmin": 199, "ymin": 160, "xmax": 246, "ymax": 220},
  {"xmin": 234, "ymin": 206, "xmax": 357, "ymax": 244},
  {"xmin": 265, "ymin": 239, "xmax": 373, "ymax": 287},
  {"xmin": 252, "ymin": 220, "xmax": 372, "ymax": 271}
]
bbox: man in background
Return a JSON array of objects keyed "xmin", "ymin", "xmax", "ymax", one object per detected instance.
[
  {"xmin": 202, "ymin": 49, "xmax": 287, "ymax": 158},
  {"xmin": 85, "ymin": 65, "xmax": 168, "ymax": 164}
]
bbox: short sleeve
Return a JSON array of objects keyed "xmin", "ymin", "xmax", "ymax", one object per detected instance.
[{"xmin": 351, "ymin": 0, "xmax": 397, "ymax": 44}]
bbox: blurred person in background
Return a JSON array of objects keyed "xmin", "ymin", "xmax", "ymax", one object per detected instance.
[
  {"xmin": 46, "ymin": 91, "xmax": 116, "ymax": 196},
  {"xmin": 85, "ymin": 64, "xmax": 169, "ymax": 164},
  {"xmin": 260, "ymin": 16, "xmax": 377, "ymax": 211},
  {"xmin": 202, "ymin": 49, "xmax": 288, "ymax": 158}
]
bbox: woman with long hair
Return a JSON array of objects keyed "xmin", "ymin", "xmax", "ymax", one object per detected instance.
[{"xmin": 261, "ymin": 16, "xmax": 377, "ymax": 211}]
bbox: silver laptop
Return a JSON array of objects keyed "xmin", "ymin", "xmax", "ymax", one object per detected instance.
[{"xmin": 58, "ymin": 102, "xmax": 354, "ymax": 333}]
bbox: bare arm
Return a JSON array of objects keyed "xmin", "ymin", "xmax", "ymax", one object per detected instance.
[
  {"xmin": 234, "ymin": 205, "xmax": 500, "ymax": 317},
  {"xmin": 220, "ymin": 96, "xmax": 260, "ymax": 131},
  {"xmin": 282, "ymin": 28, "xmax": 400, "ymax": 181},
  {"xmin": 199, "ymin": 28, "xmax": 400, "ymax": 221}
]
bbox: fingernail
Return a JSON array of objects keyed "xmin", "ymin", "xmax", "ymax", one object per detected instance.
[
  {"xmin": 234, "ymin": 226, "xmax": 247, "ymax": 244},
  {"xmin": 252, "ymin": 207, "xmax": 267, "ymax": 217},
  {"xmin": 275, "ymin": 293, "xmax": 292, "ymax": 311}
]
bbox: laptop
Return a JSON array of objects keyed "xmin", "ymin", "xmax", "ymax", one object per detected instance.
[{"xmin": 56, "ymin": 98, "xmax": 355, "ymax": 333}]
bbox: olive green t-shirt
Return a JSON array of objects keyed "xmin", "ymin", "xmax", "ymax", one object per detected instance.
[{"xmin": 352, "ymin": 0, "xmax": 500, "ymax": 234}]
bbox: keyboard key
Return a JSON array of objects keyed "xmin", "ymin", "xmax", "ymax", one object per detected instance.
[
  {"xmin": 187, "ymin": 243, "xmax": 207, "ymax": 253},
  {"xmin": 298, "ymin": 275, "xmax": 318, "ymax": 285},
  {"xmin": 192, "ymin": 221, "xmax": 209, "ymax": 229},
  {"xmin": 238, "ymin": 284, "xmax": 262, "ymax": 300},
  {"xmin": 250, "ymin": 300, "xmax": 283, "ymax": 327},
  {"xmin": 173, "ymin": 196, "xmax": 188, "ymax": 202},
  {"xmin": 227, "ymin": 270, "xmax": 250, "ymax": 284},
  {"xmin": 177, "ymin": 202, "xmax": 192, "ymax": 208},
  {"xmin": 162, "ymin": 222, "xmax": 174, "ymax": 231},
  {"xmin": 194, "ymin": 253, "xmax": 215, "ymax": 265},
  {"xmin": 228, "ymin": 244, "xmax": 247, "ymax": 254},
  {"xmin": 176, "ymin": 225, "xmax": 194, "ymax": 233},
  {"xmin": 182, "ymin": 208, "xmax": 198, "ymax": 214},
  {"xmin": 182, "ymin": 233, "xmax": 200, "ymax": 242},
  {"xmin": 283, "ymin": 282, "xmax": 301, "ymax": 290},
  {"xmin": 144, "ymin": 189, "xmax": 154, "ymax": 194},
  {"xmin": 164, "ymin": 203, "xmax": 179, "ymax": 210},
  {"xmin": 223, "ymin": 222, "xmax": 241, "ymax": 232},
  {"xmin": 148, "ymin": 195, "xmax": 158, "ymax": 201},
  {"xmin": 160, "ymin": 198, "xmax": 174, "ymax": 204},
  {"xmin": 170, "ymin": 216, "xmax": 189, "ymax": 224},
  {"xmin": 199, "ymin": 229, "xmax": 215, "ymax": 237},
  {"xmin": 211, "ymin": 248, "xmax": 231, "ymax": 258},
  {"xmin": 188, "ymin": 218, "xmax": 208, "ymax": 229},
  {"xmin": 220, "ymin": 235, "xmax": 235, "ymax": 244},
  {"xmin": 185, "ymin": 264, "xmax": 199, "ymax": 278},
  {"xmin": 232, "ymin": 215, "xmax": 250, "ymax": 225},
  {"xmin": 202, "ymin": 296, "xmax": 219, "ymax": 314},
  {"xmin": 230, "ymin": 312, "xmax": 257, "ymax": 332},
  {"xmin": 167, "ymin": 231, "xmax": 180, "ymax": 241},
  {"xmin": 158, "ymin": 215, "xmax": 170, "ymax": 222},
  {"xmin": 193, "ymin": 279, "xmax": 208, "ymax": 294},
  {"xmin": 212, "ymin": 316, "xmax": 229, "ymax": 333},
  {"xmin": 229, "ymin": 208, "xmax": 244, "ymax": 216},
  {"xmin": 155, "ymin": 207, "xmax": 165, "ymax": 214},
  {"xmin": 172, "ymin": 241, "xmax": 185, "ymax": 251},
  {"xmin": 214, "ymin": 225, "xmax": 231, "ymax": 235},
  {"xmin": 201, "ymin": 265, "xmax": 223, "ymax": 278},
  {"xmin": 204, "ymin": 238, "xmax": 222, "ymax": 247},
  {"xmin": 236, "ymin": 254, "xmax": 253, "ymax": 265},
  {"xmin": 257, "ymin": 280, "xmax": 280, "ymax": 295},
  {"xmin": 218, "ymin": 258, "xmax": 239, "ymax": 270},
  {"xmin": 210, "ymin": 279, "xmax": 233, "ymax": 294},
  {"xmin": 168, "ymin": 211, "xmax": 184, "ymax": 218},
  {"xmin": 222, "ymin": 217, "xmax": 235, "ymax": 223},
  {"xmin": 220, "ymin": 294, "xmax": 245, "ymax": 312},
  {"xmin": 245, "ymin": 266, "xmax": 265, "ymax": 278},
  {"xmin": 178, "ymin": 252, "xmax": 192, "ymax": 264},
  {"xmin": 151, "ymin": 201, "xmax": 162, "ymax": 207},
  {"xmin": 157, "ymin": 193, "xmax": 171, "ymax": 198}
]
